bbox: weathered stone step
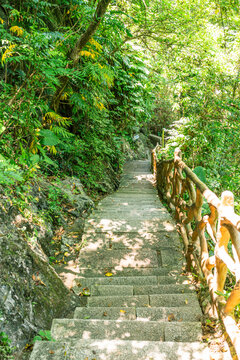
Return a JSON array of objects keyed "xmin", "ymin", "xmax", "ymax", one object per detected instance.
[
  {"xmin": 136, "ymin": 306, "xmax": 202, "ymax": 322},
  {"xmin": 74, "ymin": 267, "xmax": 181, "ymax": 278},
  {"xmin": 150, "ymin": 293, "xmax": 199, "ymax": 307},
  {"xmin": 51, "ymin": 319, "xmax": 202, "ymax": 342},
  {"xmin": 116, "ymin": 187, "xmax": 156, "ymax": 192},
  {"xmin": 30, "ymin": 339, "xmax": 209, "ymax": 360},
  {"xmin": 82, "ymin": 232, "xmax": 180, "ymax": 251},
  {"xmin": 78, "ymin": 247, "xmax": 183, "ymax": 270},
  {"xmin": 96, "ymin": 205, "xmax": 168, "ymax": 212},
  {"xmin": 98, "ymin": 200, "xmax": 160, "ymax": 207},
  {"xmin": 88, "ymin": 284, "xmax": 194, "ymax": 296},
  {"xmin": 78, "ymin": 248, "xmax": 159, "ymax": 269},
  {"xmin": 84, "ymin": 219, "xmax": 175, "ymax": 233},
  {"xmin": 73, "ymin": 306, "xmax": 202, "ymax": 322},
  {"xmin": 123, "ymin": 160, "xmax": 151, "ymax": 170},
  {"xmin": 87, "ymin": 294, "xmax": 150, "ymax": 307},
  {"xmin": 91, "ymin": 284, "xmax": 134, "ymax": 296},
  {"xmin": 118, "ymin": 186, "xmax": 155, "ymax": 191},
  {"xmin": 133, "ymin": 284, "xmax": 194, "ymax": 295},
  {"xmin": 88, "ymin": 212, "xmax": 169, "ymax": 221},
  {"xmin": 91, "ymin": 208, "xmax": 167, "ymax": 216},
  {"xmin": 100, "ymin": 192, "xmax": 158, "ymax": 198},
  {"xmin": 86, "ymin": 293, "xmax": 199, "ymax": 308},
  {"xmin": 74, "ymin": 306, "xmax": 136, "ymax": 320},
  {"xmin": 74, "ymin": 274, "xmax": 186, "ymax": 290}
]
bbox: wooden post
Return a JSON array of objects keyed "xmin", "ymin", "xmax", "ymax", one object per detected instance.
[{"xmin": 215, "ymin": 191, "xmax": 233, "ymax": 293}]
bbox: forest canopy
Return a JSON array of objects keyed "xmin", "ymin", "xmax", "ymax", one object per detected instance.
[{"xmin": 0, "ymin": 0, "xmax": 239, "ymax": 208}]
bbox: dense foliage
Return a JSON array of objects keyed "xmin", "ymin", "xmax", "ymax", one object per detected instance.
[
  {"xmin": 144, "ymin": 0, "xmax": 240, "ymax": 209},
  {"xmin": 0, "ymin": 0, "xmax": 152, "ymax": 194},
  {"xmin": 0, "ymin": 0, "xmax": 239, "ymax": 202}
]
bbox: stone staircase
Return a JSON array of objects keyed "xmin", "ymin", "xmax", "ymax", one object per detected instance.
[{"xmin": 30, "ymin": 160, "xmax": 209, "ymax": 359}]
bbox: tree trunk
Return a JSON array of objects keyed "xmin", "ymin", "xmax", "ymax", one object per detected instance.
[{"xmin": 51, "ymin": 0, "xmax": 111, "ymax": 112}]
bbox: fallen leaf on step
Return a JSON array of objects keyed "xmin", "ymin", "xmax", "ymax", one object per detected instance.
[
  {"xmin": 105, "ymin": 272, "xmax": 113, "ymax": 277},
  {"xmin": 24, "ymin": 343, "xmax": 33, "ymax": 351},
  {"xmin": 120, "ymin": 310, "xmax": 126, "ymax": 313},
  {"xmin": 49, "ymin": 350, "xmax": 55, "ymax": 354},
  {"xmin": 167, "ymin": 313, "xmax": 175, "ymax": 322},
  {"xmin": 185, "ymin": 299, "xmax": 188, "ymax": 304},
  {"xmin": 103, "ymin": 312, "xmax": 108, "ymax": 316}
]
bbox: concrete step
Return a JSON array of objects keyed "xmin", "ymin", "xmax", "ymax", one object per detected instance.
[
  {"xmin": 86, "ymin": 293, "xmax": 199, "ymax": 308},
  {"xmin": 74, "ymin": 306, "xmax": 136, "ymax": 320},
  {"xmin": 30, "ymin": 339, "xmax": 209, "ymax": 360},
  {"xmin": 73, "ymin": 306, "xmax": 202, "ymax": 322},
  {"xmin": 82, "ymin": 232, "xmax": 180, "ymax": 250},
  {"xmin": 51, "ymin": 319, "xmax": 202, "ymax": 342}
]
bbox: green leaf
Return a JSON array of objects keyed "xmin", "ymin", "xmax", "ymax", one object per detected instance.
[
  {"xmin": 40, "ymin": 129, "xmax": 60, "ymax": 146},
  {"xmin": 193, "ymin": 166, "xmax": 206, "ymax": 183}
]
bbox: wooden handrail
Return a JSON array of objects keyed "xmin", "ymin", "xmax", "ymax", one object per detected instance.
[{"xmin": 152, "ymin": 146, "xmax": 240, "ymax": 359}]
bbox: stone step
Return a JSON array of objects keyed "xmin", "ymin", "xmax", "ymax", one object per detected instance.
[
  {"xmin": 87, "ymin": 293, "xmax": 199, "ymax": 308},
  {"xmin": 73, "ymin": 306, "xmax": 202, "ymax": 322},
  {"xmin": 74, "ymin": 306, "xmax": 136, "ymax": 320},
  {"xmin": 84, "ymin": 219, "xmax": 175, "ymax": 233},
  {"xmin": 118, "ymin": 185, "xmax": 155, "ymax": 191},
  {"xmin": 73, "ymin": 267, "xmax": 181, "ymax": 278},
  {"xmin": 87, "ymin": 294, "xmax": 150, "ymax": 307},
  {"xmin": 30, "ymin": 339, "xmax": 209, "ymax": 360},
  {"xmin": 91, "ymin": 284, "xmax": 134, "ymax": 296},
  {"xmin": 99, "ymin": 192, "xmax": 158, "ymax": 198},
  {"xmin": 150, "ymin": 293, "xmax": 199, "ymax": 307},
  {"xmin": 136, "ymin": 306, "xmax": 202, "ymax": 322},
  {"xmin": 88, "ymin": 284, "xmax": 194, "ymax": 296},
  {"xmin": 51, "ymin": 319, "xmax": 202, "ymax": 342},
  {"xmin": 78, "ymin": 248, "xmax": 159, "ymax": 269},
  {"xmin": 88, "ymin": 212, "xmax": 169, "ymax": 221},
  {"xmin": 82, "ymin": 232, "xmax": 180, "ymax": 251},
  {"xmin": 74, "ymin": 274, "xmax": 187, "ymax": 291},
  {"xmin": 91, "ymin": 208, "xmax": 168, "ymax": 216},
  {"xmin": 78, "ymin": 247, "xmax": 183, "ymax": 270},
  {"xmin": 133, "ymin": 284, "xmax": 194, "ymax": 295}
]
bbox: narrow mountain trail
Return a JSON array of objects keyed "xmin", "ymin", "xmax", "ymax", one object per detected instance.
[{"xmin": 30, "ymin": 160, "xmax": 209, "ymax": 359}]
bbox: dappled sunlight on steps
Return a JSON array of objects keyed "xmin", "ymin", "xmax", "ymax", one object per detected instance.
[{"xmin": 30, "ymin": 160, "xmax": 209, "ymax": 360}]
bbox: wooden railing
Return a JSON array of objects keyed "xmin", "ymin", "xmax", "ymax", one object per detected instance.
[{"xmin": 152, "ymin": 146, "xmax": 240, "ymax": 358}]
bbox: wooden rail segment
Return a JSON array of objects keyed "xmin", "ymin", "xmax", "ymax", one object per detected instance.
[{"xmin": 152, "ymin": 145, "xmax": 240, "ymax": 359}]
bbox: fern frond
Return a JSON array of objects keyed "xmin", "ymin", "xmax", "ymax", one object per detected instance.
[
  {"xmin": 10, "ymin": 26, "xmax": 24, "ymax": 36},
  {"xmin": 51, "ymin": 126, "xmax": 73, "ymax": 139},
  {"xmin": 80, "ymin": 50, "xmax": 98, "ymax": 59},
  {"xmin": 1, "ymin": 44, "xmax": 16, "ymax": 64},
  {"xmin": 60, "ymin": 92, "xmax": 69, "ymax": 100},
  {"xmin": 89, "ymin": 38, "xmax": 102, "ymax": 52},
  {"xmin": 43, "ymin": 112, "xmax": 71, "ymax": 127}
]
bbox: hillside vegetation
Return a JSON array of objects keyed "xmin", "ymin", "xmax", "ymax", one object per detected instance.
[{"xmin": 0, "ymin": 0, "xmax": 240, "ymax": 357}]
